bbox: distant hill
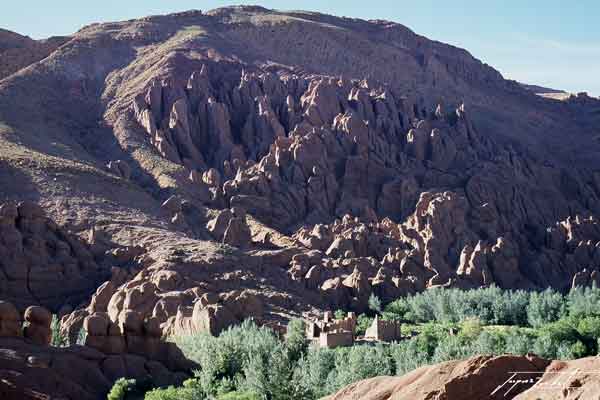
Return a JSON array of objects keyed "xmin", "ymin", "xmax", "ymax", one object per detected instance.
[
  {"xmin": 519, "ymin": 82, "xmax": 573, "ymax": 100},
  {"xmin": 519, "ymin": 82, "xmax": 566, "ymax": 94},
  {"xmin": 0, "ymin": 28, "xmax": 69, "ymax": 80}
]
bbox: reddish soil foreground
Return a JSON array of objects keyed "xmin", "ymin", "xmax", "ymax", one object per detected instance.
[{"xmin": 327, "ymin": 354, "xmax": 600, "ymax": 400}]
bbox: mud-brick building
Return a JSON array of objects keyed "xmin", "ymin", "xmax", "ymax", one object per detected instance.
[
  {"xmin": 364, "ymin": 315, "xmax": 402, "ymax": 342},
  {"xmin": 306, "ymin": 311, "xmax": 357, "ymax": 348}
]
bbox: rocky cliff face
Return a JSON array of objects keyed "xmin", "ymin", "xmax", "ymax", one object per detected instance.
[
  {"xmin": 0, "ymin": 6, "xmax": 599, "ymax": 337},
  {"xmin": 0, "ymin": 201, "xmax": 106, "ymax": 310}
]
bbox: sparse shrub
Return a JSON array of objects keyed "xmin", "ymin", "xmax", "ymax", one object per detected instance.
[
  {"xmin": 368, "ymin": 294, "xmax": 382, "ymax": 314},
  {"xmin": 107, "ymin": 378, "xmax": 137, "ymax": 400},
  {"xmin": 76, "ymin": 327, "xmax": 87, "ymax": 345},
  {"xmin": 218, "ymin": 392, "xmax": 260, "ymax": 400},
  {"xmin": 144, "ymin": 379, "xmax": 202, "ymax": 400},
  {"xmin": 50, "ymin": 314, "xmax": 87, "ymax": 348},
  {"xmin": 355, "ymin": 315, "xmax": 373, "ymax": 336},
  {"xmin": 50, "ymin": 314, "xmax": 67, "ymax": 347},
  {"xmin": 459, "ymin": 318, "xmax": 483, "ymax": 340}
]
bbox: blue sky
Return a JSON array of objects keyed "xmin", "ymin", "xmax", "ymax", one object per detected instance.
[{"xmin": 2, "ymin": 1, "xmax": 598, "ymax": 96}]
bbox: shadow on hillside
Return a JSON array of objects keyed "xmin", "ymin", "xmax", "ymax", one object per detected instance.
[{"xmin": 0, "ymin": 158, "xmax": 39, "ymax": 203}]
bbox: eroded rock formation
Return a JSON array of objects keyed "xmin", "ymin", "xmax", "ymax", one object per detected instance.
[
  {"xmin": 0, "ymin": 300, "xmax": 189, "ymax": 400},
  {"xmin": 129, "ymin": 63, "xmax": 600, "ymax": 302},
  {"xmin": 0, "ymin": 201, "xmax": 106, "ymax": 310},
  {"xmin": 0, "ymin": 4, "xmax": 599, "ymax": 352}
]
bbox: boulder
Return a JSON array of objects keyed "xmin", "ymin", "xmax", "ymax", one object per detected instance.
[
  {"xmin": 23, "ymin": 306, "xmax": 52, "ymax": 345},
  {"xmin": 222, "ymin": 217, "xmax": 252, "ymax": 249},
  {"xmin": 0, "ymin": 301, "xmax": 21, "ymax": 337},
  {"xmin": 107, "ymin": 160, "xmax": 132, "ymax": 180}
]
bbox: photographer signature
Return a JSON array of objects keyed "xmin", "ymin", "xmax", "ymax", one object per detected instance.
[{"xmin": 491, "ymin": 369, "xmax": 597, "ymax": 397}]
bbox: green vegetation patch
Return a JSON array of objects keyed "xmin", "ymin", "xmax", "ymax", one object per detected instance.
[{"xmin": 104, "ymin": 285, "xmax": 600, "ymax": 399}]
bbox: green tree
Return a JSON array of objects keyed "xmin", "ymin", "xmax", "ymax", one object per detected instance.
[
  {"xmin": 242, "ymin": 346, "xmax": 294, "ymax": 400},
  {"xmin": 576, "ymin": 316, "xmax": 600, "ymax": 352},
  {"xmin": 383, "ymin": 298, "xmax": 409, "ymax": 321},
  {"xmin": 330, "ymin": 345, "xmax": 393, "ymax": 391},
  {"xmin": 568, "ymin": 286, "xmax": 600, "ymax": 319},
  {"xmin": 144, "ymin": 381, "xmax": 203, "ymax": 400},
  {"xmin": 285, "ymin": 319, "xmax": 308, "ymax": 362},
  {"xmin": 459, "ymin": 318, "xmax": 483, "ymax": 340},
  {"xmin": 504, "ymin": 328, "xmax": 536, "ymax": 355},
  {"xmin": 368, "ymin": 294, "xmax": 382, "ymax": 314},
  {"xmin": 107, "ymin": 378, "xmax": 137, "ymax": 400},
  {"xmin": 527, "ymin": 289, "xmax": 566, "ymax": 328},
  {"xmin": 471, "ymin": 331, "xmax": 506, "ymax": 355},
  {"xmin": 389, "ymin": 338, "xmax": 430, "ymax": 375},
  {"xmin": 50, "ymin": 314, "xmax": 67, "ymax": 347},
  {"xmin": 292, "ymin": 349, "xmax": 336, "ymax": 399},
  {"xmin": 218, "ymin": 392, "xmax": 260, "ymax": 400},
  {"xmin": 355, "ymin": 315, "xmax": 373, "ymax": 336}
]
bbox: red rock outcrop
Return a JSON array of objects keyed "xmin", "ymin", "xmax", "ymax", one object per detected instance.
[
  {"xmin": 0, "ymin": 336, "xmax": 188, "ymax": 400},
  {"xmin": 22, "ymin": 306, "xmax": 52, "ymax": 346},
  {"xmin": 328, "ymin": 355, "xmax": 600, "ymax": 400},
  {"xmin": 126, "ymin": 58, "xmax": 600, "ymax": 298},
  {"xmin": 325, "ymin": 354, "xmax": 550, "ymax": 400},
  {"xmin": 0, "ymin": 300, "xmax": 190, "ymax": 400},
  {"xmin": 0, "ymin": 201, "xmax": 107, "ymax": 310},
  {"xmin": 515, "ymin": 356, "xmax": 600, "ymax": 400}
]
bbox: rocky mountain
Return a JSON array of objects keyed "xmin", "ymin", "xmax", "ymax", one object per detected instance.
[
  {"xmin": 0, "ymin": 28, "xmax": 69, "ymax": 80},
  {"xmin": 1, "ymin": 5, "xmax": 600, "ymax": 340}
]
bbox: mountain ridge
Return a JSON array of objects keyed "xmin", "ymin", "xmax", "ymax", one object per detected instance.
[{"xmin": 0, "ymin": 4, "xmax": 599, "ymax": 345}]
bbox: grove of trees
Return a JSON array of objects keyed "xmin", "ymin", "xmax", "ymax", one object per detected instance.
[{"xmin": 110, "ymin": 285, "xmax": 600, "ymax": 400}]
